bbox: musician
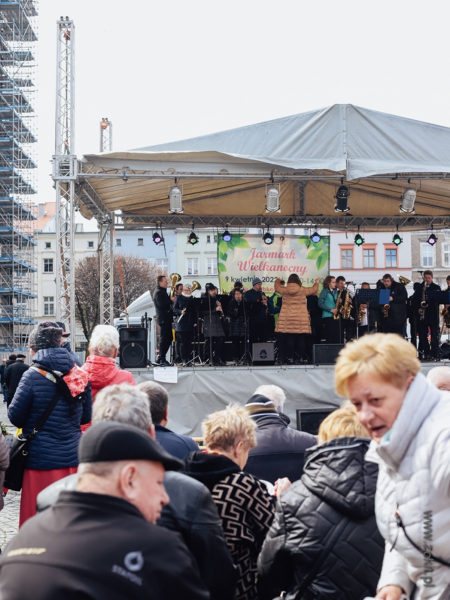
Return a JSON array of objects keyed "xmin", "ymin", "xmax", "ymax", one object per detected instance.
[
  {"xmin": 413, "ymin": 270, "xmax": 441, "ymax": 360},
  {"xmin": 202, "ymin": 284, "xmax": 225, "ymax": 366},
  {"xmin": 377, "ymin": 274, "xmax": 407, "ymax": 336},
  {"xmin": 173, "ymin": 284, "xmax": 197, "ymax": 366},
  {"xmin": 227, "ymin": 288, "xmax": 246, "ymax": 364},
  {"xmin": 407, "ymin": 282, "xmax": 421, "ymax": 350},
  {"xmin": 153, "ymin": 275, "xmax": 173, "ymax": 366},
  {"xmin": 244, "ymin": 278, "xmax": 269, "ymax": 346},
  {"xmin": 357, "ymin": 282, "xmax": 372, "ymax": 337},
  {"xmin": 229, "ymin": 281, "xmax": 244, "ymax": 298},
  {"xmin": 336, "ymin": 276, "xmax": 355, "ymax": 342},
  {"xmin": 173, "ymin": 283, "xmax": 184, "ymax": 363},
  {"xmin": 318, "ymin": 275, "xmax": 341, "ymax": 343}
]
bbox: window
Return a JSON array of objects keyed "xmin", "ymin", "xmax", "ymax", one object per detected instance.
[
  {"xmin": 443, "ymin": 243, "xmax": 450, "ymax": 267},
  {"xmin": 421, "ymin": 244, "xmax": 434, "ymax": 267},
  {"xmin": 88, "ymin": 241, "xmax": 94, "ymax": 248},
  {"xmin": 187, "ymin": 258, "xmax": 198, "ymax": 276},
  {"xmin": 116, "ymin": 238, "xmax": 121, "ymax": 247},
  {"xmin": 386, "ymin": 248, "xmax": 397, "ymax": 268},
  {"xmin": 206, "ymin": 235, "xmax": 211, "ymax": 243},
  {"xmin": 206, "ymin": 257, "xmax": 218, "ymax": 275},
  {"xmin": 213, "ymin": 235, "xmax": 217, "ymax": 243},
  {"xmin": 156, "ymin": 258, "xmax": 168, "ymax": 272},
  {"xmin": 341, "ymin": 249, "xmax": 353, "ymax": 269},
  {"xmin": 45, "ymin": 242, "xmax": 51, "ymax": 249},
  {"xmin": 363, "ymin": 249, "xmax": 375, "ymax": 268},
  {"xmin": 137, "ymin": 238, "xmax": 143, "ymax": 246},
  {"xmin": 43, "ymin": 296, "xmax": 54, "ymax": 316},
  {"xmin": 43, "ymin": 258, "xmax": 53, "ymax": 273}
]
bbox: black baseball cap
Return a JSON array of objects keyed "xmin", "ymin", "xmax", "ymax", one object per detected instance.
[
  {"xmin": 56, "ymin": 321, "xmax": 70, "ymax": 337},
  {"xmin": 79, "ymin": 421, "xmax": 182, "ymax": 471}
]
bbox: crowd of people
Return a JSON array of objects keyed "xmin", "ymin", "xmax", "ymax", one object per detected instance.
[
  {"xmin": 0, "ymin": 319, "xmax": 447, "ymax": 599},
  {"xmin": 153, "ymin": 271, "xmax": 448, "ymax": 366}
]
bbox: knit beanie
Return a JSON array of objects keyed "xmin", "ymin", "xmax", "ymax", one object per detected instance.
[
  {"xmin": 245, "ymin": 394, "xmax": 278, "ymax": 418},
  {"xmin": 29, "ymin": 321, "xmax": 63, "ymax": 352}
]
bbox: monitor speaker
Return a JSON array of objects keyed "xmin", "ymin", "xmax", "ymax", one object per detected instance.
[
  {"xmin": 296, "ymin": 408, "xmax": 337, "ymax": 435},
  {"xmin": 252, "ymin": 342, "xmax": 275, "ymax": 364},
  {"xmin": 313, "ymin": 344, "xmax": 344, "ymax": 365},
  {"xmin": 119, "ymin": 327, "xmax": 147, "ymax": 368}
]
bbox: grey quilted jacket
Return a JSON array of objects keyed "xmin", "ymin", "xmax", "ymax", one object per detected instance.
[
  {"xmin": 0, "ymin": 434, "xmax": 9, "ymax": 510},
  {"xmin": 257, "ymin": 436, "xmax": 384, "ymax": 600}
]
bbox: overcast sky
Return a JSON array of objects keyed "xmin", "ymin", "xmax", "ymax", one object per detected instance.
[{"xmin": 37, "ymin": 0, "xmax": 450, "ymax": 203}]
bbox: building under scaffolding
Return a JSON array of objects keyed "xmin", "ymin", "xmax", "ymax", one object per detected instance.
[{"xmin": 0, "ymin": 0, "xmax": 37, "ymax": 351}]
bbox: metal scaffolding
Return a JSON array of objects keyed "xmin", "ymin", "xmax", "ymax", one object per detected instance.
[
  {"xmin": 0, "ymin": 0, "xmax": 38, "ymax": 351},
  {"xmin": 100, "ymin": 118, "xmax": 112, "ymax": 153}
]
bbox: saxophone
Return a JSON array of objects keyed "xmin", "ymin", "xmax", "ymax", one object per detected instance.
[
  {"xmin": 420, "ymin": 284, "xmax": 428, "ymax": 321},
  {"xmin": 333, "ymin": 289, "xmax": 343, "ymax": 320},
  {"xmin": 441, "ymin": 306, "xmax": 450, "ymax": 328},
  {"xmin": 340, "ymin": 290, "xmax": 352, "ymax": 320},
  {"xmin": 382, "ymin": 303, "xmax": 390, "ymax": 318},
  {"xmin": 358, "ymin": 303, "xmax": 366, "ymax": 325}
]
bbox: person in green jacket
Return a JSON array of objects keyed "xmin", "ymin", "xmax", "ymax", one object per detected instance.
[{"xmin": 318, "ymin": 275, "xmax": 341, "ymax": 343}]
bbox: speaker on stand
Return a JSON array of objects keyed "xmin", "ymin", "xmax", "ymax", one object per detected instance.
[{"xmin": 119, "ymin": 328, "xmax": 148, "ymax": 369}]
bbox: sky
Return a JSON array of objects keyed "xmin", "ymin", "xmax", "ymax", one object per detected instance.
[{"xmin": 37, "ymin": 0, "xmax": 450, "ymax": 203}]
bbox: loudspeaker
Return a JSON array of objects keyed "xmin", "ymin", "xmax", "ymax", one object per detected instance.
[
  {"xmin": 252, "ymin": 342, "xmax": 275, "ymax": 364},
  {"xmin": 119, "ymin": 327, "xmax": 147, "ymax": 368},
  {"xmin": 296, "ymin": 409, "xmax": 337, "ymax": 435},
  {"xmin": 313, "ymin": 344, "xmax": 344, "ymax": 365}
]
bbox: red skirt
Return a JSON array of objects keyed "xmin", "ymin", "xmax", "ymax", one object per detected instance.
[{"xmin": 19, "ymin": 466, "xmax": 78, "ymax": 527}]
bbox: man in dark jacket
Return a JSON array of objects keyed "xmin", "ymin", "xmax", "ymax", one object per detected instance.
[
  {"xmin": 138, "ymin": 380, "xmax": 198, "ymax": 460},
  {"xmin": 1, "ymin": 421, "xmax": 209, "ymax": 600},
  {"xmin": 244, "ymin": 390, "xmax": 317, "ymax": 484},
  {"xmin": 36, "ymin": 384, "xmax": 236, "ymax": 600},
  {"xmin": 202, "ymin": 285, "xmax": 226, "ymax": 366},
  {"xmin": 257, "ymin": 437, "xmax": 384, "ymax": 600},
  {"xmin": 0, "ymin": 358, "xmax": 6, "ymax": 401},
  {"xmin": 153, "ymin": 275, "xmax": 174, "ymax": 366},
  {"xmin": 4, "ymin": 353, "xmax": 29, "ymax": 406},
  {"xmin": 412, "ymin": 270, "xmax": 441, "ymax": 360},
  {"xmin": 244, "ymin": 278, "xmax": 268, "ymax": 347},
  {"xmin": 377, "ymin": 273, "xmax": 407, "ymax": 336}
]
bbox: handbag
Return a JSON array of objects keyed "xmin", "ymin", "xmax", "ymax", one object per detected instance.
[{"xmin": 4, "ymin": 365, "xmax": 68, "ymax": 492}]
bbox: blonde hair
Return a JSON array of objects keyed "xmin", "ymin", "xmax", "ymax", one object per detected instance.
[
  {"xmin": 318, "ymin": 408, "xmax": 370, "ymax": 443},
  {"xmin": 335, "ymin": 334, "xmax": 420, "ymax": 397},
  {"xmin": 202, "ymin": 404, "xmax": 257, "ymax": 453},
  {"xmin": 89, "ymin": 325, "xmax": 120, "ymax": 357}
]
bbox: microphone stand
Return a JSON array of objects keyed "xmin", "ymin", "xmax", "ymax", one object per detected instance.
[{"xmin": 208, "ymin": 292, "xmax": 213, "ymax": 367}]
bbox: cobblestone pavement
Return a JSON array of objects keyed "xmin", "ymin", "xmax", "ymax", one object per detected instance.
[{"xmin": 0, "ymin": 396, "xmax": 20, "ymax": 550}]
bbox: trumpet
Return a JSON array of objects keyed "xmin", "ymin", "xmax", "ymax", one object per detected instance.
[{"xmin": 169, "ymin": 273, "xmax": 181, "ymax": 297}]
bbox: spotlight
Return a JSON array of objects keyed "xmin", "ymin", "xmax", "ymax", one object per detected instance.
[
  {"xmin": 263, "ymin": 231, "xmax": 274, "ymax": 245},
  {"xmin": 222, "ymin": 230, "xmax": 232, "ymax": 242},
  {"xmin": 427, "ymin": 233, "xmax": 437, "ymax": 246},
  {"xmin": 354, "ymin": 233, "xmax": 365, "ymax": 246},
  {"xmin": 400, "ymin": 188, "xmax": 416, "ymax": 213},
  {"xmin": 335, "ymin": 185, "xmax": 350, "ymax": 213},
  {"xmin": 168, "ymin": 181, "xmax": 183, "ymax": 214},
  {"xmin": 310, "ymin": 231, "xmax": 321, "ymax": 243},
  {"xmin": 152, "ymin": 231, "xmax": 163, "ymax": 245},
  {"xmin": 188, "ymin": 231, "xmax": 199, "ymax": 245},
  {"xmin": 265, "ymin": 184, "xmax": 281, "ymax": 213},
  {"xmin": 393, "ymin": 233, "xmax": 402, "ymax": 246}
]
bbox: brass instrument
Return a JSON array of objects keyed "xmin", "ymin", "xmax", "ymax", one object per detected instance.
[
  {"xmin": 358, "ymin": 304, "xmax": 366, "ymax": 325},
  {"xmin": 382, "ymin": 304, "xmax": 390, "ymax": 318},
  {"xmin": 420, "ymin": 284, "xmax": 428, "ymax": 321},
  {"xmin": 340, "ymin": 289, "xmax": 352, "ymax": 320},
  {"xmin": 169, "ymin": 273, "xmax": 181, "ymax": 297},
  {"xmin": 191, "ymin": 281, "xmax": 201, "ymax": 294},
  {"xmin": 216, "ymin": 299, "xmax": 224, "ymax": 317},
  {"xmin": 442, "ymin": 306, "xmax": 450, "ymax": 328},
  {"xmin": 333, "ymin": 289, "xmax": 343, "ymax": 320},
  {"xmin": 398, "ymin": 276, "xmax": 411, "ymax": 286}
]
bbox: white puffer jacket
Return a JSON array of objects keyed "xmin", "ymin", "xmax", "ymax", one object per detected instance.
[{"xmin": 366, "ymin": 373, "xmax": 450, "ymax": 600}]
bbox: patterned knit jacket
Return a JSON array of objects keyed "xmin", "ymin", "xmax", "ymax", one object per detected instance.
[{"xmin": 183, "ymin": 452, "xmax": 275, "ymax": 600}]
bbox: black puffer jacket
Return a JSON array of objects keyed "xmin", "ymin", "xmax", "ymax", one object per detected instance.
[
  {"xmin": 258, "ymin": 437, "xmax": 384, "ymax": 600},
  {"xmin": 227, "ymin": 298, "xmax": 246, "ymax": 337}
]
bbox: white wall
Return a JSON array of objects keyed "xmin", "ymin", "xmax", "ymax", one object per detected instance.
[{"xmin": 175, "ymin": 229, "xmax": 219, "ymax": 292}]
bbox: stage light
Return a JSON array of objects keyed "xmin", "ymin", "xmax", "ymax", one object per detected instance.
[
  {"xmin": 263, "ymin": 231, "xmax": 274, "ymax": 245},
  {"xmin": 188, "ymin": 231, "xmax": 199, "ymax": 245},
  {"xmin": 335, "ymin": 185, "xmax": 350, "ymax": 212},
  {"xmin": 122, "ymin": 170, "xmax": 128, "ymax": 182},
  {"xmin": 168, "ymin": 181, "xmax": 183, "ymax": 214},
  {"xmin": 400, "ymin": 188, "xmax": 416, "ymax": 213},
  {"xmin": 354, "ymin": 233, "xmax": 364, "ymax": 246},
  {"xmin": 311, "ymin": 231, "xmax": 321, "ymax": 243},
  {"xmin": 427, "ymin": 233, "xmax": 437, "ymax": 246},
  {"xmin": 152, "ymin": 231, "xmax": 163, "ymax": 245},
  {"xmin": 222, "ymin": 230, "xmax": 232, "ymax": 242},
  {"xmin": 393, "ymin": 233, "xmax": 402, "ymax": 246},
  {"xmin": 265, "ymin": 184, "xmax": 280, "ymax": 213}
]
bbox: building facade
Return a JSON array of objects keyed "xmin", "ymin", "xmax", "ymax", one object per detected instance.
[
  {"xmin": 175, "ymin": 229, "xmax": 219, "ymax": 292},
  {"xmin": 411, "ymin": 229, "xmax": 450, "ymax": 288}
]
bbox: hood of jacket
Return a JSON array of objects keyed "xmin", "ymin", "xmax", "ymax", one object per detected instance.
[
  {"xmin": 284, "ymin": 282, "xmax": 302, "ymax": 295},
  {"xmin": 182, "ymin": 451, "xmax": 240, "ymax": 492},
  {"xmin": 33, "ymin": 347, "xmax": 75, "ymax": 374},
  {"xmin": 301, "ymin": 436, "xmax": 376, "ymax": 519},
  {"xmin": 83, "ymin": 355, "xmax": 120, "ymax": 388}
]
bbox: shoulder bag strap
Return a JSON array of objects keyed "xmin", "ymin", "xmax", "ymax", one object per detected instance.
[
  {"xmin": 293, "ymin": 516, "xmax": 350, "ymax": 599},
  {"xmin": 27, "ymin": 365, "xmax": 64, "ymax": 440},
  {"xmin": 395, "ymin": 510, "xmax": 450, "ymax": 569}
]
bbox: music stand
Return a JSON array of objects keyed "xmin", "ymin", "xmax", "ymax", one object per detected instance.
[
  {"xmin": 242, "ymin": 301, "xmax": 261, "ymax": 364},
  {"xmin": 422, "ymin": 290, "xmax": 449, "ymax": 361},
  {"xmin": 177, "ymin": 298, "xmax": 203, "ymax": 367},
  {"xmin": 356, "ymin": 289, "xmax": 381, "ymax": 338}
]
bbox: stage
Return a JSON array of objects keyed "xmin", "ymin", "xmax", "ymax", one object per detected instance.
[{"xmin": 129, "ymin": 362, "xmax": 440, "ymax": 436}]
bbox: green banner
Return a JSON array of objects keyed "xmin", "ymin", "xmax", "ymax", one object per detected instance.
[{"xmin": 218, "ymin": 234, "xmax": 329, "ymax": 294}]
